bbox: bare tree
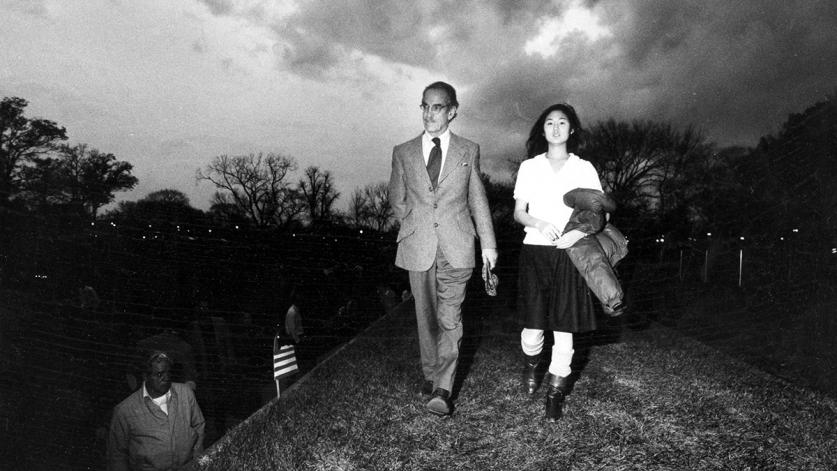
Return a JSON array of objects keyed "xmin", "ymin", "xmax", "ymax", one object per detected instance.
[
  {"xmin": 581, "ymin": 119, "xmax": 713, "ymax": 232},
  {"xmin": 361, "ymin": 182, "xmax": 393, "ymax": 232},
  {"xmin": 271, "ymin": 186, "xmax": 306, "ymax": 228},
  {"xmin": 347, "ymin": 188, "xmax": 368, "ymax": 228},
  {"xmin": 298, "ymin": 166, "xmax": 340, "ymax": 225},
  {"xmin": 345, "ymin": 182, "xmax": 393, "ymax": 231},
  {"xmin": 197, "ymin": 152, "xmax": 298, "ymax": 227}
]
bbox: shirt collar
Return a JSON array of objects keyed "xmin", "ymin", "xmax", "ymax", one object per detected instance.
[
  {"xmin": 142, "ymin": 382, "xmax": 172, "ymax": 403},
  {"xmin": 423, "ymin": 128, "xmax": 451, "ymax": 150},
  {"xmin": 535, "ymin": 152, "xmax": 578, "ymax": 164}
]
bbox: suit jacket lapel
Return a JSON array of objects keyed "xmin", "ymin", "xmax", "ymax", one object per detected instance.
[
  {"xmin": 438, "ymin": 133, "xmax": 465, "ymax": 185},
  {"xmin": 406, "ymin": 134, "xmax": 433, "ymax": 187}
]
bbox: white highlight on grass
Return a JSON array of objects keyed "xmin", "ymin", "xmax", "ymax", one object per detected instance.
[{"xmin": 613, "ymin": 376, "xmax": 644, "ymax": 390}]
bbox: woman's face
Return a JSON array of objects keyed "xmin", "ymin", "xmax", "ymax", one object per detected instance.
[{"xmin": 543, "ymin": 110, "xmax": 572, "ymax": 146}]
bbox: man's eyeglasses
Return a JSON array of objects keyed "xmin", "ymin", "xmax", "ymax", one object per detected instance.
[{"xmin": 420, "ymin": 103, "xmax": 450, "ymax": 113}]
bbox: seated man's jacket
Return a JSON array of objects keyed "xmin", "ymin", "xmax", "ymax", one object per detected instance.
[{"xmin": 107, "ymin": 382, "xmax": 205, "ymax": 471}]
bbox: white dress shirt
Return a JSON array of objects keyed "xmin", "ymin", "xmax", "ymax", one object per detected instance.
[{"xmin": 422, "ymin": 128, "xmax": 452, "ymax": 172}]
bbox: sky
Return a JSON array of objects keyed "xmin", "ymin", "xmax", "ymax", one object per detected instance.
[{"xmin": 1, "ymin": 0, "xmax": 836, "ymax": 211}]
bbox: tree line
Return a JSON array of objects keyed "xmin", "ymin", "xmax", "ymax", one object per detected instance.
[
  {"xmin": 194, "ymin": 153, "xmax": 393, "ymax": 232},
  {"xmin": 0, "ymin": 97, "xmax": 137, "ymax": 219},
  {"xmin": 0, "ymin": 96, "xmax": 395, "ymax": 234},
  {"xmin": 3, "ymin": 92, "xmax": 835, "ymax": 252}
]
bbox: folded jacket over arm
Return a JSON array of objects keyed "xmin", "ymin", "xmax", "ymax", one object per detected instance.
[{"xmin": 561, "ymin": 188, "xmax": 627, "ymax": 316}]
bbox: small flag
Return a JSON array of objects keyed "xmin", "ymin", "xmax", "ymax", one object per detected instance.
[{"xmin": 273, "ymin": 337, "xmax": 299, "ymax": 380}]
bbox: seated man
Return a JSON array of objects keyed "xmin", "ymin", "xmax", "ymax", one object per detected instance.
[
  {"xmin": 555, "ymin": 188, "xmax": 628, "ymax": 317},
  {"xmin": 107, "ymin": 351, "xmax": 205, "ymax": 471}
]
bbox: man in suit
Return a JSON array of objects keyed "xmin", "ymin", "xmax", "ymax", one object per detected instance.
[{"xmin": 388, "ymin": 81, "xmax": 498, "ymax": 416}]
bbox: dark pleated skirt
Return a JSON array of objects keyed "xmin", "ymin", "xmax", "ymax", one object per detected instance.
[{"xmin": 517, "ymin": 244, "xmax": 597, "ymax": 332}]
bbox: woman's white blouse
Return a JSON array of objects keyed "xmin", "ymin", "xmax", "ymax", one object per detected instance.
[{"xmin": 513, "ymin": 153, "xmax": 602, "ymax": 246}]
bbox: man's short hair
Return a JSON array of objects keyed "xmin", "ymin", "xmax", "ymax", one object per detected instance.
[
  {"xmin": 423, "ymin": 81, "xmax": 459, "ymax": 108},
  {"xmin": 145, "ymin": 351, "xmax": 173, "ymax": 371}
]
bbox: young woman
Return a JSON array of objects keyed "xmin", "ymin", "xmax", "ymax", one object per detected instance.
[{"xmin": 513, "ymin": 103, "xmax": 603, "ymax": 421}]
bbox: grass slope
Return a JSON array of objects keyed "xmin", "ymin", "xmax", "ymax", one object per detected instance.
[{"xmin": 195, "ymin": 301, "xmax": 837, "ymax": 471}]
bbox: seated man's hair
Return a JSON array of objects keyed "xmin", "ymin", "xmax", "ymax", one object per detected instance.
[{"xmin": 146, "ymin": 351, "xmax": 173, "ymax": 370}]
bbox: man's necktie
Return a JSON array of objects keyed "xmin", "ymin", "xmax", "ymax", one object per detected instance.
[{"xmin": 427, "ymin": 137, "xmax": 442, "ymax": 187}]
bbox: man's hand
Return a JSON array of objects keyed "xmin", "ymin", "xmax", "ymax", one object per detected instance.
[{"xmin": 481, "ymin": 248, "xmax": 498, "ymax": 270}]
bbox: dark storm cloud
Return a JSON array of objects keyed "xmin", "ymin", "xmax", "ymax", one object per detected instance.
[
  {"xmin": 462, "ymin": 0, "xmax": 837, "ymax": 149},
  {"xmin": 274, "ymin": 25, "xmax": 344, "ymax": 77},
  {"xmin": 273, "ymin": 0, "xmax": 441, "ymax": 76},
  {"xmin": 205, "ymin": 0, "xmax": 837, "ymax": 150},
  {"xmin": 599, "ymin": 0, "xmax": 837, "ymax": 144}
]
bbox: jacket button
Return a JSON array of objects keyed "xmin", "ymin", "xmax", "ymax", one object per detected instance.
[
  {"xmin": 428, "ymin": 186, "xmax": 433, "ymax": 192},
  {"xmin": 434, "ymin": 223, "xmax": 438, "ymax": 227},
  {"xmin": 433, "ymin": 203, "xmax": 438, "ymax": 209}
]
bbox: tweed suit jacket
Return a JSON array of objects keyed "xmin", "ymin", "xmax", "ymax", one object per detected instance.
[{"xmin": 388, "ymin": 132, "xmax": 496, "ymax": 271}]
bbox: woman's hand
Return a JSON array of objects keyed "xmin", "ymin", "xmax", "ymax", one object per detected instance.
[
  {"xmin": 536, "ymin": 221, "xmax": 562, "ymax": 243},
  {"xmin": 554, "ymin": 229, "xmax": 585, "ymax": 249}
]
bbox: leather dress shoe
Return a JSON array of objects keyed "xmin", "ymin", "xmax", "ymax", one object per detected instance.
[
  {"xmin": 427, "ymin": 388, "xmax": 452, "ymax": 416},
  {"xmin": 420, "ymin": 380, "xmax": 433, "ymax": 396}
]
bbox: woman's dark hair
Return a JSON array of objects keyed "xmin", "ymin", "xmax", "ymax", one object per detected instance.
[{"xmin": 525, "ymin": 103, "xmax": 583, "ymax": 158}]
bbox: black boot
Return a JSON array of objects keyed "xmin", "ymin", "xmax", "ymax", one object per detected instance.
[
  {"xmin": 523, "ymin": 354, "xmax": 540, "ymax": 395},
  {"xmin": 545, "ymin": 375, "xmax": 571, "ymax": 421}
]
